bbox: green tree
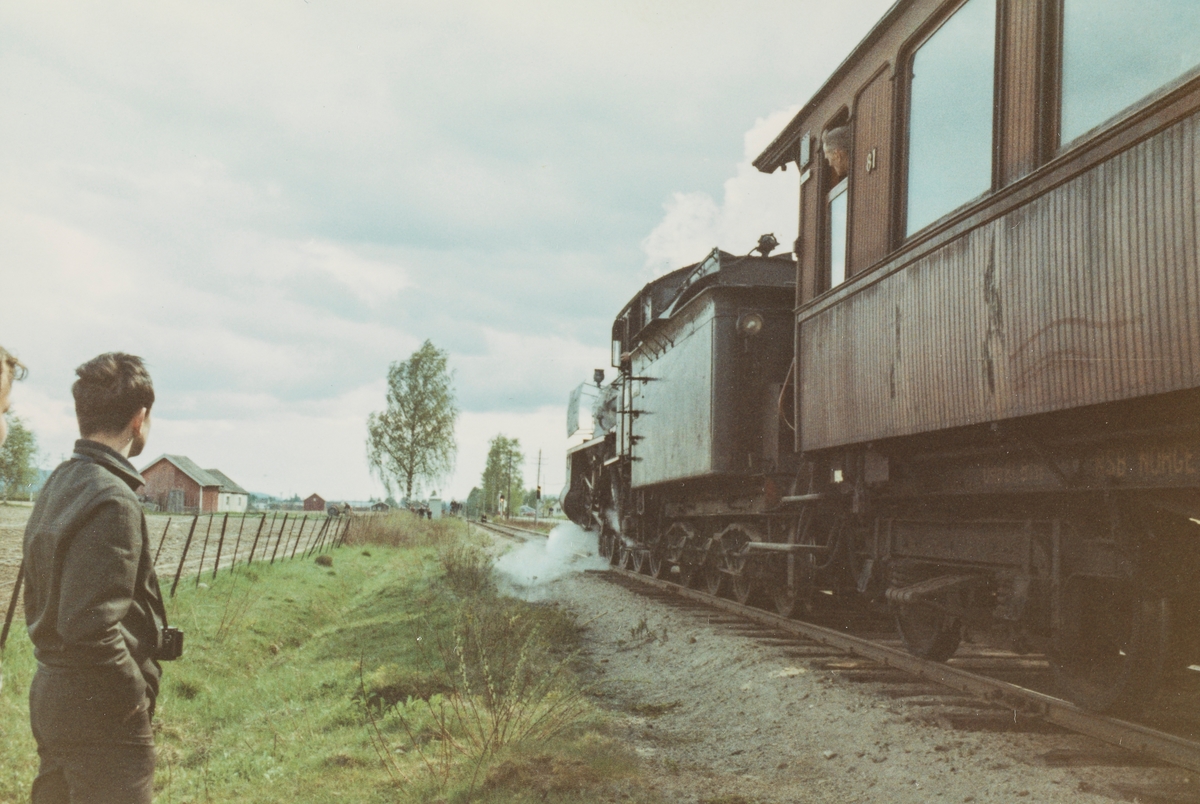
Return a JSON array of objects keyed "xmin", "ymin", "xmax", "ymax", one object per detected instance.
[
  {"xmin": 481, "ymin": 435, "xmax": 523, "ymax": 516},
  {"xmin": 367, "ymin": 340, "xmax": 459, "ymax": 501},
  {"xmin": 0, "ymin": 414, "xmax": 38, "ymax": 502},
  {"xmin": 464, "ymin": 486, "xmax": 483, "ymax": 519}
]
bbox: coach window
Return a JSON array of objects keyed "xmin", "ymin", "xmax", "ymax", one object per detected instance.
[
  {"xmin": 1060, "ymin": 0, "xmax": 1200, "ymax": 144},
  {"xmin": 822, "ymin": 122, "xmax": 850, "ymax": 289},
  {"xmin": 905, "ymin": 0, "xmax": 996, "ymax": 236}
]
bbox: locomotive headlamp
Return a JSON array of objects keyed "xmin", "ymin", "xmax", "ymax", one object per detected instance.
[{"xmin": 738, "ymin": 312, "xmax": 765, "ymax": 337}]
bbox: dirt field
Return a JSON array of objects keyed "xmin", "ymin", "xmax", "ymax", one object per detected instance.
[{"xmin": 0, "ymin": 505, "xmax": 342, "ymax": 623}]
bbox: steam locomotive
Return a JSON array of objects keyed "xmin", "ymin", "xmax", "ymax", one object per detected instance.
[{"xmin": 562, "ymin": 0, "xmax": 1200, "ymax": 714}]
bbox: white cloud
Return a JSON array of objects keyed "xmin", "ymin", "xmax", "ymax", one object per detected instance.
[
  {"xmin": 0, "ymin": 0, "xmax": 894, "ymax": 501},
  {"xmin": 641, "ymin": 107, "xmax": 801, "ymax": 275}
]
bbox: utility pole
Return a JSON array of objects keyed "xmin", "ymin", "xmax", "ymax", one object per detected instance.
[
  {"xmin": 535, "ymin": 449, "xmax": 541, "ymax": 525},
  {"xmin": 506, "ymin": 447, "xmax": 513, "ymax": 520}
]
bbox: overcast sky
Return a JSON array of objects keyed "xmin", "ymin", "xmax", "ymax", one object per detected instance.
[{"xmin": 1, "ymin": 0, "xmax": 893, "ymax": 501}]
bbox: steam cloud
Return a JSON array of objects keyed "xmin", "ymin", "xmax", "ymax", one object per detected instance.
[{"xmin": 494, "ymin": 522, "xmax": 610, "ymax": 599}]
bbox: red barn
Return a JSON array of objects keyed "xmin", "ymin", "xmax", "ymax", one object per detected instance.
[
  {"xmin": 140, "ymin": 455, "xmax": 249, "ymax": 514},
  {"xmin": 303, "ymin": 493, "xmax": 326, "ymax": 512}
]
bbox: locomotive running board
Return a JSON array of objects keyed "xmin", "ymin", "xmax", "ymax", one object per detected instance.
[{"xmin": 607, "ymin": 567, "xmax": 1200, "ymax": 774}]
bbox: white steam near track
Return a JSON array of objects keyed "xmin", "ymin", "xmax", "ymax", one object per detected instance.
[{"xmin": 494, "ymin": 522, "xmax": 610, "ymax": 599}]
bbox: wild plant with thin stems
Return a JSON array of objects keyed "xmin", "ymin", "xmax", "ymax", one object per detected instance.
[{"xmin": 383, "ymin": 603, "xmax": 588, "ymax": 796}]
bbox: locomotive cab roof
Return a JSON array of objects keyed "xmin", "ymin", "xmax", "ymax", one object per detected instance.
[{"xmin": 612, "ymin": 249, "xmax": 794, "ymax": 355}]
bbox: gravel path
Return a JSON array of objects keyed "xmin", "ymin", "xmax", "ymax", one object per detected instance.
[{"xmin": 538, "ymin": 569, "xmax": 1198, "ymax": 803}]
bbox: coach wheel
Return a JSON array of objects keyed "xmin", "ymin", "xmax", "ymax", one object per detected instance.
[
  {"xmin": 894, "ymin": 601, "xmax": 963, "ymax": 663},
  {"xmin": 631, "ymin": 546, "xmax": 646, "ymax": 573},
  {"xmin": 1051, "ymin": 578, "xmax": 1169, "ymax": 714}
]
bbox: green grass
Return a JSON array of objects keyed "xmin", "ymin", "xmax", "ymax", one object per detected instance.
[{"xmin": 0, "ymin": 516, "xmax": 657, "ymax": 804}]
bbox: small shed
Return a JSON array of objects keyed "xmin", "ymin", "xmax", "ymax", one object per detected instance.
[{"xmin": 303, "ymin": 493, "xmax": 326, "ymax": 512}]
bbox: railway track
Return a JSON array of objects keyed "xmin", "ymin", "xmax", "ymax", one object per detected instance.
[
  {"xmin": 607, "ymin": 565, "xmax": 1200, "ymax": 778},
  {"xmin": 471, "ymin": 518, "xmax": 550, "ymax": 542},
  {"xmin": 473, "ymin": 517, "xmax": 1200, "ymax": 779}
]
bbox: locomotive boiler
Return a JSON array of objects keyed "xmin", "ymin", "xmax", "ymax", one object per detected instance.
[{"xmin": 564, "ymin": 0, "xmax": 1200, "ymax": 715}]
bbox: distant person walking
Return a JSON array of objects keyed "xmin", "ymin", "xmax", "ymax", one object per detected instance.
[
  {"xmin": 0, "ymin": 345, "xmax": 26, "ymax": 448},
  {"xmin": 23, "ymin": 353, "xmax": 177, "ymax": 804}
]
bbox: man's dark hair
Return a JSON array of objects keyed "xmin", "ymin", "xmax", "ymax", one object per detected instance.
[{"xmin": 73, "ymin": 353, "xmax": 155, "ymax": 436}]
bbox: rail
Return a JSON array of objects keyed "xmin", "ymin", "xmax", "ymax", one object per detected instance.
[{"xmin": 606, "ymin": 566, "xmax": 1200, "ymax": 774}]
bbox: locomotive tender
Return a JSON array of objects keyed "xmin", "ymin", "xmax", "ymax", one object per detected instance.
[{"xmin": 563, "ymin": 0, "xmax": 1200, "ymax": 714}]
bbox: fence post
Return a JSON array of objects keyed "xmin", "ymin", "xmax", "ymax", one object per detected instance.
[
  {"xmin": 317, "ymin": 517, "xmax": 336, "ymax": 553},
  {"xmin": 245, "ymin": 513, "xmax": 268, "ymax": 567},
  {"xmin": 305, "ymin": 518, "xmax": 330, "ymax": 558},
  {"xmin": 170, "ymin": 515, "xmax": 200, "ymax": 598},
  {"xmin": 229, "ymin": 513, "xmax": 248, "ymax": 571},
  {"xmin": 269, "ymin": 513, "xmax": 290, "ymax": 564},
  {"xmin": 0, "ymin": 560, "xmax": 26, "ymax": 651},
  {"xmin": 153, "ymin": 517, "xmax": 172, "ymax": 565},
  {"xmin": 336, "ymin": 517, "xmax": 352, "ymax": 548},
  {"xmin": 195, "ymin": 513, "xmax": 215, "ymax": 588},
  {"xmin": 289, "ymin": 516, "xmax": 309, "ymax": 560},
  {"xmin": 328, "ymin": 518, "xmax": 342, "ymax": 550},
  {"xmin": 212, "ymin": 513, "xmax": 229, "ymax": 579}
]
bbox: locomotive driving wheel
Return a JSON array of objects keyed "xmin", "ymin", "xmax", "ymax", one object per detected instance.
[
  {"xmin": 630, "ymin": 544, "xmax": 645, "ymax": 573},
  {"xmin": 713, "ymin": 524, "xmax": 756, "ymax": 604},
  {"xmin": 769, "ymin": 514, "xmax": 815, "ymax": 618},
  {"xmin": 1051, "ymin": 577, "xmax": 1169, "ymax": 713},
  {"xmin": 645, "ymin": 526, "xmax": 667, "ymax": 579},
  {"xmin": 702, "ymin": 538, "xmax": 724, "ymax": 596},
  {"xmin": 618, "ymin": 536, "xmax": 633, "ymax": 570},
  {"xmin": 665, "ymin": 521, "xmax": 697, "ymax": 587},
  {"xmin": 731, "ymin": 553, "xmax": 755, "ymax": 605}
]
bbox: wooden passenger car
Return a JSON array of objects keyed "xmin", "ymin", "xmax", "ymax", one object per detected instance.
[{"xmin": 753, "ymin": 0, "xmax": 1200, "ymax": 711}]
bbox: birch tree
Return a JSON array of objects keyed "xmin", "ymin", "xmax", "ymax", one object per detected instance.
[{"xmin": 366, "ymin": 340, "xmax": 459, "ymax": 501}]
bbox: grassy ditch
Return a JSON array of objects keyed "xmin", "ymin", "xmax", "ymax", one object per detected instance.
[{"xmin": 0, "ymin": 514, "xmax": 656, "ymax": 803}]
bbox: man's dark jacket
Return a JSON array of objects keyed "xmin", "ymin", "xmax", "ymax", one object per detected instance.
[{"xmin": 23, "ymin": 440, "xmax": 167, "ymax": 715}]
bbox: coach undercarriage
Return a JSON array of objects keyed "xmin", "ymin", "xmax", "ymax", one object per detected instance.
[{"xmin": 570, "ymin": 424, "xmax": 1200, "ymax": 716}]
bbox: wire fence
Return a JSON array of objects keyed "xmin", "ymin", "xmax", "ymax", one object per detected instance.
[{"xmin": 0, "ymin": 511, "xmax": 354, "ymax": 649}]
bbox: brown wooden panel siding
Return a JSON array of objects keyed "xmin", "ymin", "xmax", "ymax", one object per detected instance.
[
  {"xmin": 997, "ymin": 0, "xmax": 1042, "ymax": 186},
  {"xmin": 798, "ymin": 111, "xmax": 1200, "ymax": 451},
  {"xmin": 799, "ymin": 173, "xmax": 820, "ymax": 305},
  {"xmin": 850, "ymin": 68, "xmax": 894, "ymax": 274}
]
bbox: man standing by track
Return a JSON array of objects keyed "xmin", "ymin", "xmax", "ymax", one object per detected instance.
[{"xmin": 23, "ymin": 353, "xmax": 175, "ymax": 803}]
